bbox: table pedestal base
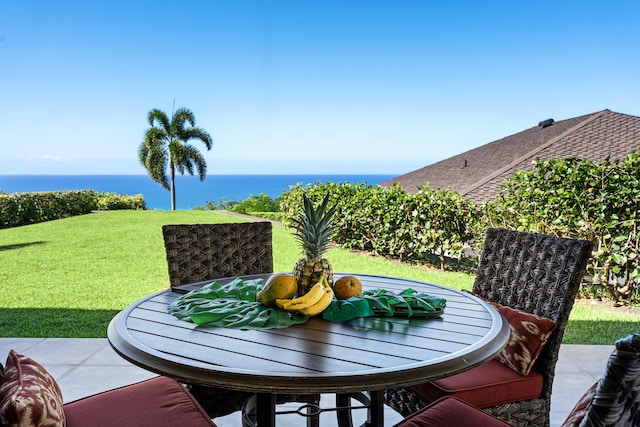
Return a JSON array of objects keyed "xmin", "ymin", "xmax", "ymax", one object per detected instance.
[{"xmin": 241, "ymin": 391, "xmax": 385, "ymax": 427}]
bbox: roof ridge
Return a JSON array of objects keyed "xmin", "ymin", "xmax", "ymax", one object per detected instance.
[{"xmin": 459, "ymin": 109, "xmax": 610, "ymax": 197}]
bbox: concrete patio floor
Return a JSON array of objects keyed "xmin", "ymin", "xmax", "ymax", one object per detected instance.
[{"xmin": 0, "ymin": 338, "xmax": 613, "ymax": 426}]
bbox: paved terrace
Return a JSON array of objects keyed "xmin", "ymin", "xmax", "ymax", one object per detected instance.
[{"xmin": 0, "ymin": 338, "xmax": 612, "ymax": 426}]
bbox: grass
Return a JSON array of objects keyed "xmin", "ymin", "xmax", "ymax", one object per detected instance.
[
  {"xmin": 564, "ymin": 299, "xmax": 639, "ymax": 344},
  {"xmin": 0, "ymin": 210, "xmax": 637, "ymax": 343}
]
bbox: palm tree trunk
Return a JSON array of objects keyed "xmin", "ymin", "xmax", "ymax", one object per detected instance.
[{"xmin": 170, "ymin": 161, "xmax": 176, "ymax": 211}]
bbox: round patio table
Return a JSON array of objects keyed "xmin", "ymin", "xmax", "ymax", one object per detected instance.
[{"xmin": 108, "ymin": 273, "xmax": 509, "ymax": 427}]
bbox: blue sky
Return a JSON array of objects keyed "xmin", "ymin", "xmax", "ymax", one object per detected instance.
[{"xmin": 1, "ymin": 1, "xmax": 639, "ymax": 175}]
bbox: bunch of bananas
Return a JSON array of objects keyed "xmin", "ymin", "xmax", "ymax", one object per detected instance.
[{"xmin": 276, "ymin": 276, "xmax": 334, "ymax": 316}]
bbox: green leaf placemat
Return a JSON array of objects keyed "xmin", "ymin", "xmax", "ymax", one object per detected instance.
[
  {"xmin": 168, "ymin": 278, "xmax": 309, "ymax": 329},
  {"xmin": 322, "ymin": 288, "xmax": 446, "ymax": 323}
]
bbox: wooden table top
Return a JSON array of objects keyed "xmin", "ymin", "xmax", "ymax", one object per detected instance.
[{"xmin": 108, "ymin": 273, "xmax": 509, "ymax": 395}]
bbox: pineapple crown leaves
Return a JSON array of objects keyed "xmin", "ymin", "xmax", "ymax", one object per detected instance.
[{"xmin": 293, "ymin": 193, "xmax": 336, "ymax": 259}]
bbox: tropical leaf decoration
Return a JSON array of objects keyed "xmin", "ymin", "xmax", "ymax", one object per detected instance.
[
  {"xmin": 322, "ymin": 288, "xmax": 446, "ymax": 322},
  {"xmin": 168, "ymin": 278, "xmax": 309, "ymax": 329}
]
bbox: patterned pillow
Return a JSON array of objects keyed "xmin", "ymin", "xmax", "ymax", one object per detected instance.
[
  {"xmin": 0, "ymin": 350, "xmax": 66, "ymax": 427},
  {"xmin": 480, "ymin": 297, "xmax": 557, "ymax": 376}
]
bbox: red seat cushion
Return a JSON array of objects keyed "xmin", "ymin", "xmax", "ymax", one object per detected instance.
[
  {"xmin": 409, "ymin": 359, "xmax": 543, "ymax": 408},
  {"xmin": 394, "ymin": 396, "xmax": 511, "ymax": 427},
  {"xmin": 64, "ymin": 376, "xmax": 217, "ymax": 427}
]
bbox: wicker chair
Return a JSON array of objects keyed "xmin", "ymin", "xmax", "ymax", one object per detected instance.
[
  {"xmin": 162, "ymin": 222, "xmax": 273, "ymax": 418},
  {"xmin": 162, "ymin": 222, "xmax": 274, "ymax": 291},
  {"xmin": 385, "ymin": 227, "xmax": 594, "ymax": 427},
  {"xmin": 162, "ymin": 222, "xmax": 320, "ymax": 423},
  {"xmin": 395, "ymin": 332, "xmax": 640, "ymax": 427},
  {"xmin": 570, "ymin": 332, "xmax": 640, "ymax": 426},
  {"xmin": 0, "ymin": 350, "xmax": 217, "ymax": 427}
]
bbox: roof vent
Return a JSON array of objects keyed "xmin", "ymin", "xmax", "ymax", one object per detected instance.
[{"xmin": 538, "ymin": 118, "xmax": 555, "ymax": 128}]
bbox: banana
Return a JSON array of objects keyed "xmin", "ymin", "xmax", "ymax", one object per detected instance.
[
  {"xmin": 275, "ymin": 277, "xmax": 326, "ymax": 311},
  {"xmin": 275, "ymin": 298, "xmax": 293, "ymax": 310},
  {"xmin": 298, "ymin": 284, "xmax": 334, "ymax": 316}
]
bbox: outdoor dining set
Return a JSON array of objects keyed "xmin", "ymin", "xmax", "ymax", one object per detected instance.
[{"xmin": 0, "ymin": 222, "xmax": 638, "ymax": 426}]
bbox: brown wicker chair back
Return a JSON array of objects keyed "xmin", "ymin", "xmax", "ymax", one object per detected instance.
[
  {"xmin": 581, "ymin": 333, "xmax": 640, "ymax": 427},
  {"xmin": 162, "ymin": 222, "xmax": 274, "ymax": 289},
  {"xmin": 161, "ymin": 221, "xmax": 321, "ymax": 422},
  {"xmin": 472, "ymin": 228, "xmax": 593, "ymax": 426},
  {"xmin": 385, "ymin": 228, "xmax": 593, "ymax": 427},
  {"xmin": 161, "ymin": 221, "xmax": 273, "ymax": 418}
]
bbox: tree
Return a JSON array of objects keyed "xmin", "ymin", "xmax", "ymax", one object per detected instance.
[{"xmin": 138, "ymin": 107, "xmax": 212, "ymax": 210}]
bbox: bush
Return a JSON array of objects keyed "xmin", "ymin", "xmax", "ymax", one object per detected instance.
[
  {"xmin": 281, "ymin": 181, "xmax": 480, "ymax": 269},
  {"xmin": 0, "ymin": 190, "xmax": 147, "ymax": 229},
  {"xmin": 247, "ymin": 212, "xmax": 283, "ymax": 222},
  {"xmin": 204, "ymin": 193, "xmax": 282, "ymax": 213},
  {"xmin": 0, "ymin": 190, "xmax": 99, "ymax": 229},
  {"xmin": 485, "ymin": 153, "xmax": 640, "ymax": 302},
  {"xmin": 96, "ymin": 193, "xmax": 146, "ymax": 210}
]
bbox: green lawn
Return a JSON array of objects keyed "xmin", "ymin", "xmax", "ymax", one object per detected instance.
[{"xmin": 0, "ymin": 210, "xmax": 637, "ymax": 343}]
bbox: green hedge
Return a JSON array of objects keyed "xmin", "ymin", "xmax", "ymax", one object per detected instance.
[
  {"xmin": 203, "ymin": 193, "xmax": 283, "ymax": 213},
  {"xmin": 96, "ymin": 193, "xmax": 146, "ymax": 211},
  {"xmin": 281, "ymin": 152, "xmax": 640, "ymax": 302},
  {"xmin": 486, "ymin": 153, "xmax": 640, "ymax": 302},
  {"xmin": 281, "ymin": 181, "xmax": 480, "ymax": 269},
  {"xmin": 0, "ymin": 190, "xmax": 98, "ymax": 229},
  {"xmin": 0, "ymin": 191, "xmax": 146, "ymax": 229},
  {"xmin": 247, "ymin": 212, "xmax": 283, "ymax": 222}
]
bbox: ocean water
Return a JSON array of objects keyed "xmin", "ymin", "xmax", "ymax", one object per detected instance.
[{"xmin": 0, "ymin": 174, "xmax": 395, "ymax": 210}]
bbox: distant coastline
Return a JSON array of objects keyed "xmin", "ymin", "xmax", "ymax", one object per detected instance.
[{"xmin": 0, "ymin": 174, "xmax": 395, "ymax": 210}]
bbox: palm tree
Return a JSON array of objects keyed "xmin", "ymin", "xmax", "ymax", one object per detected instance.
[{"xmin": 138, "ymin": 107, "xmax": 213, "ymax": 210}]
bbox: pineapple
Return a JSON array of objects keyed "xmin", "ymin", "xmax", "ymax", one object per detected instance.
[{"xmin": 292, "ymin": 193, "xmax": 336, "ymax": 295}]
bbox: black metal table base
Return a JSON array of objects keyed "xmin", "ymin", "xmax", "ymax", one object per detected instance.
[{"xmin": 242, "ymin": 391, "xmax": 385, "ymax": 427}]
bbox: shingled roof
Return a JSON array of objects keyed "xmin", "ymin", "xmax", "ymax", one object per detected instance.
[{"xmin": 381, "ymin": 109, "xmax": 640, "ymax": 203}]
